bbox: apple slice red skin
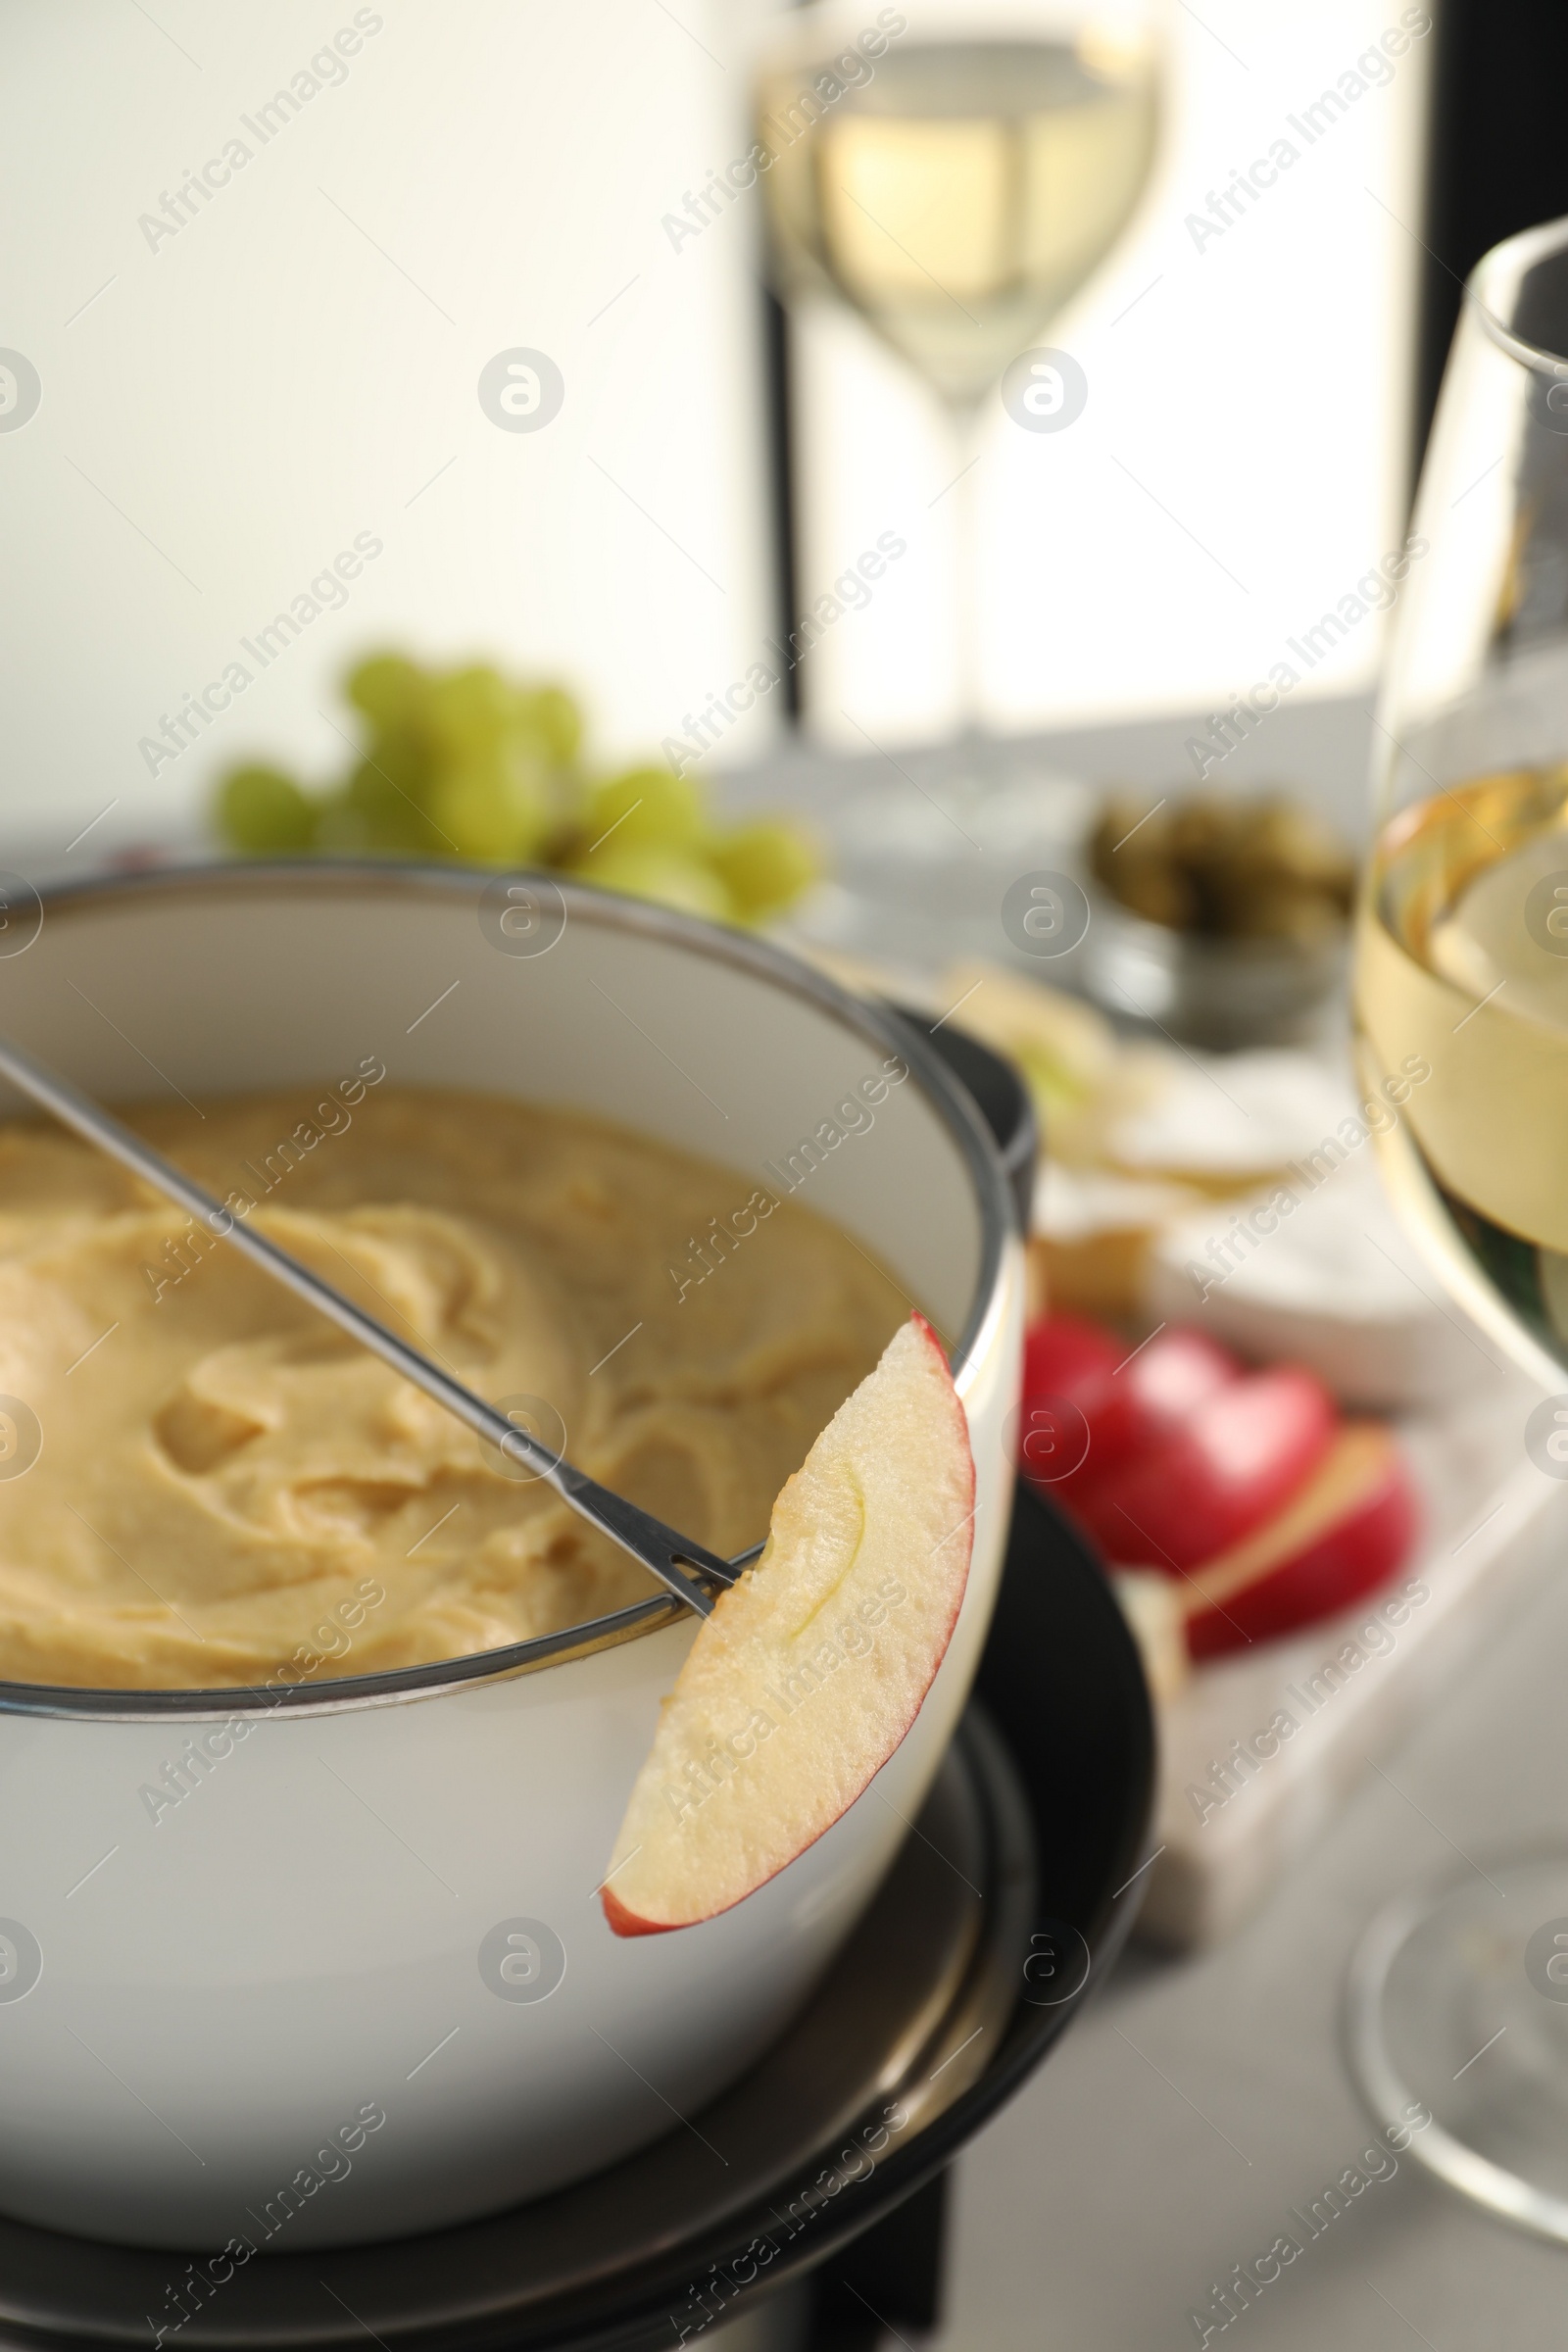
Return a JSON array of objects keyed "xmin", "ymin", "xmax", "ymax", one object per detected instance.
[
  {"xmin": 602, "ymin": 1510, "xmax": 972, "ymax": 1940},
  {"xmin": 602, "ymin": 1885, "xmax": 662, "ymax": 1939},
  {"xmin": 1070, "ymin": 1364, "xmax": 1338, "ymax": 1571},
  {"xmin": 1072, "ymin": 1324, "xmax": 1240, "ymax": 1484},
  {"xmin": 1185, "ymin": 1446, "xmax": 1418, "ymax": 1659},
  {"xmin": 1020, "ymin": 1315, "xmax": 1240, "ymax": 1501},
  {"xmin": 1021, "ymin": 1314, "xmax": 1121, "ymax": 1413},
  {"xmin": 602, "ymin": 1314, "xmax": 974, "ymax": 1937}
]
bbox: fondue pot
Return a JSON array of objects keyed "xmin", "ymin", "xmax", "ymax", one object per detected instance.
[{"xmin": 0, "ymin": 864, "xmax": 1023, "ymax": 2250}]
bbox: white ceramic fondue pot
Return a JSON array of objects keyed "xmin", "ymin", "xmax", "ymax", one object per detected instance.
[{"xmin": 0, "ymin": 863, "xmax": 1023, "ymax": 2251}]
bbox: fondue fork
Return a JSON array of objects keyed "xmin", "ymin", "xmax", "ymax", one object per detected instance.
[{"xmin": 0, "ymin": 1034, "xmax": 761, "ymax": 1618}]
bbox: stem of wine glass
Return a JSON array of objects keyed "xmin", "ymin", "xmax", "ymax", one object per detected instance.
[{"xmin": 945, "ymin": 396, "xmax": 985, "ymax": 743}]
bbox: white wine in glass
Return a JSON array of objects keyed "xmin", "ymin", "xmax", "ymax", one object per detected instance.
[
  {"xmin": 756, "ymin": 1, "xmax": 1160, "ymax": 720},
  {"xmin": 1360, "ymin": 765, "xmax": 1568, "ymax": 1375},
  {"xmin": 1348, "ymin": 215, "xmax": 1568, "ymax": 2244},
  {"xmin": 760, "ymin": 28, "xmax": 1158, "ymax": 409}
]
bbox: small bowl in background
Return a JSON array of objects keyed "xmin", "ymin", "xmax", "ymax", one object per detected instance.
[
  {"xmin": 1083, "ymin": 895, "xmax": 1348, "ymax": 1049},
  {"xmin": 1080, "ymin": 786, "xmax": 1354, "ymax": 1047}
]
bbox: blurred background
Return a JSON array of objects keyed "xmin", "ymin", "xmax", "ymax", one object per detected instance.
[{"xmin": 1, "ymin": 0, "xmax": 1431, "ymax": 844}]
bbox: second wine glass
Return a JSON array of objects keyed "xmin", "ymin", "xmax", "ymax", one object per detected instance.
[
  {"xmin": 756, "ymin": 0, "xmax": 1161, "ymax": 730},
  {"xmin": 1349, "ymin": 210, "xmax": 1568, "ymax": 2244}
]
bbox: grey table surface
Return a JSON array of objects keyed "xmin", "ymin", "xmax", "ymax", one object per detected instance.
[
  {"xmin": 720, "ymin": 686, "xmax": 1381, "ymax": 849},
  {"xmin": 928, "ymin": 1492, "xmax": 1568, "ymax": 2352}
]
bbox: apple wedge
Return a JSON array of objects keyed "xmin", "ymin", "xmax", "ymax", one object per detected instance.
[
  {"xmin": 1071, "ymin": 1363, "xmax": 1337, "ymax": 1571},
  {"xmin": 602, "ymin": 1316, "xmax": 975, "ymax": 1936},
  {"xmin": 1019, "ymin": 1314, "xmax": 1238, "ymax": 1499},
  {"xmin": 1180, "ymin": 1422, "xmax": 1417, "ymax": 1659}
]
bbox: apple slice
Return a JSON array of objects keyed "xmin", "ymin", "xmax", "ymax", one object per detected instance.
[
  {"xmin": 602, "ymin": 1316, "xmax": 975, "ymax": 1936},
  {"xmin": 1181, "ymin": 1422, "xmax": 1418, "ymax": 1658},
  {"xmin": 1021, "ymin": 1312, "xmax": 1122, "ymax": 1408},
  {"xmin": 1020, "ymin": 1314, "xmax": 1240, "ymax": 1500},
  {"xmin": 1071, "ymin": 1363, "xmax": 1337, "ymax": 1571}
]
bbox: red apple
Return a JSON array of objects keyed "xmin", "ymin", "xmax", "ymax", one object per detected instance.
[
  {"xmin": 1019, "ymin": 1315, "xmax": 1239, "ymax": 1497},
  {"xmin": 1072, "ymin": 1364, "xmax": 1338, "ymax": 1571},
  {"xmin": 1021, "ymin": 1313, "xmax": 1121, "ymax": 1408},
  {"xmin": 603, "ymin": 1315, "xmax": 974, "ymax": 1936},
  {"xmin": 1079, "ymin": 1323, "xmax": 1240, "ymax": 1476},
  {"xmin": 1182, "ymin": 1423, "xmax": 1418, "ymax": 1657}
]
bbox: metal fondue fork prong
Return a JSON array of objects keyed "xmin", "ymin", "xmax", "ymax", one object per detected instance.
[{"xmin": 0, "ymin": 1033, "xmax": 763, "ymax": 1619}]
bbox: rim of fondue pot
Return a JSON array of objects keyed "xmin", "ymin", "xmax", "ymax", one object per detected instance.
[{"xmin": 0, "ymin": 859, "xmax": 1014, "ymax": 1724}]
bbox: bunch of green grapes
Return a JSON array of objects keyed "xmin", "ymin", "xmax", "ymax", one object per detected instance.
[{"xmin": 214, "ymin": 654, "xmax": 821, "ymax": 929}]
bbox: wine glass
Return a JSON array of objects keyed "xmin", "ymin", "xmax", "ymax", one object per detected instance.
[
  {"xmin": 1348, "ymin": 212, "xmax": 1568, "ymax": 2239},
  {"xmin": 754, "ymin": 0, "xmax": 1161, "ymax": 731}
]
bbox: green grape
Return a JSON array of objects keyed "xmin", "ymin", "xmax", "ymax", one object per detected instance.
[
  {"xmin": 361, "ymin": 722, "xmax": 445, "ymax": 821},
  {"xmin": 582, "ymin": 766, "xmax": 708, "ymax": 857},
  {"xmin": 710, "ymin": 820, "xmax": 821, "ymax": 918},
  {"xmin": 345, "ymin": 654, "xmax": 427, "ymax": 733},
  {"xmin": 213, "ymin": 648, "xmax": 706, "ymax": 884},
  {"xmin": 424, "ymin": 664, "xmax": 518, "ymax": 761},
  {"xmin": 572, "ymin": 842, "xmax": 735, "ymax": 922},
  {"xmin": 545, "ymin": 761, "xmax": 593, "ymax": 856},
  {"xmin": 216, "ymin": 766, "xmax": 318, "ymax": 854},
  {"xmin": 521, "ymin": 685, "xmax": 583, "ymax": 768},
  {"xmin": 312, "ymin": 792, "xmax": 376, "ymax": 854},
  {"xmin": 428, "ymin": 756, "xmax": 553, "ymax": 865},
  {"xmin": 342, "ymin": 754, "xmax": 444, "ymax": 855}
]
